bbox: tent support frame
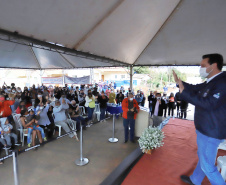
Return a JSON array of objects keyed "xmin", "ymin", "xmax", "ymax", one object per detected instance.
[{"xmin": 0, "ymin": 29, "xmax": 129, "ymax": 68}]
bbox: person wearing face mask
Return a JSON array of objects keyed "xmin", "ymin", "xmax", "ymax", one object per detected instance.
[
  {"xmin": 67, "ymin": 89, "xmax": 75, "ymax": 101},
  {"xmin": 105, "ymin": 87, "xmax": 111, "ymax": 97},
  {"xmin": 0, "ymin": 94, "xmax": 15, "ymax": 118},
  {"xmin": 21, "ymin": 90, "xmax": 31, "ymax": 107},
  {"xmin": 173, "ymin": 54, "xmax": 226, "ymax": 185},
  {"xmin": 36, "ymin": 99, "xmax": 54, "ymax": 136},
  {"xmin": 69, "ymin": 100, "xmax": 87, "ymax": 130},
  {"xmin": 122, "ymin": 92, "xmax": 140, "ymax": 143},
  {"xmin": 59, "ymin": 94, "xmax": 70, "ymax": 104},
  {"xmin": 168, "ymin": 93, "xmax": 175, "ymax": 117},
  {"xmin": 151, "ymin": 93, "xmax": 166, "ymax": 127},
  {"xmin": 16, "ymin": 101, "xmax": 26, "ymax": 114},
  {"xmin": 135, "ymin": 90, "xmax": 143, "ymax": 106},
  {"xmin": 108, "ymin": 89, "xmax": 116, "ymax": 104},
  {"xmin": 97, "ymin": 91, "xmax": 109, "ymax": 122},
  {"xmin": 175, "ymin": 90, "xmax": 182, "ymax": 118},
  {"xmin": 162, "ymin": 93, "xmax": 168, "ymax": 118},
  {"xmin": 74, "ymin": 86, "xmax": 80, "ymax": 104},
  {"xmin": 78, "ymin": 89, "xmax": 86, "ymax": 106},
  {"xmin": 148, "ymin": 91, "xmax": 155, "ymax": 117},
  {"xmin": 53, "ymin": 99, "xmax": 78, "ymax": 140},
  {"xmin": 116, "ymin": 91, "xmax": 124, "ymax": 104},
  {"xmin": 85, "ymin": 91, "xmax": 96, "ymax": 126},
  {"xmin": 20, "ymin": 109, "xmax": 38, "ymax": 147}
]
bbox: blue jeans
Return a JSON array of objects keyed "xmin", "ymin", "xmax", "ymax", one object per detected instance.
[
  {"xmin": 33, "ymin": 126, "xmax": 45, "ymax": 139},
  {"xmin": 72, "ymin": 116, "xmax": 86, "ymax": 129},
  {"xmin": 27, "ymin": 126, "xmax": 45, "ymax": 143},
  {"xmin": 123, "ymin": 118, "xmax": 135, "ymax": 141},
  {"xmin": 100, "ymin": 107, "xmax": 106, "ymax": 121},
  {"xmin": 27, "ymin": 128, "xmax": 33, "ymax": 144},
  {"xmin": 87, "ymin": 107, "xmax": 94, "ymax": 121},
  {"xmin": 190, "ymin": 130, "xmax": 225, "ymax": 185}
]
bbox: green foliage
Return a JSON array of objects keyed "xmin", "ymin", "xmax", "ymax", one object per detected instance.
[
  {"xmin": 133, "ymin": 66, "xmax": 150, "ymax": 74},
  {"xmin": 171, "ymin": 68, "xmax": 187, "ymax": 82},
  {"xmin": 146, "ymin": 67, "xmax": 187, "ymax": 90}
]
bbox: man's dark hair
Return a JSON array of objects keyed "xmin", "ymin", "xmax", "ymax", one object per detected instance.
[
  {"xmin": 156, "ymin": 93, "xmax": 161, "ymax": 97},
  {"xmin": 202, "ymin": 53, "xmax": 224, "ymax": 70},
  {"xmin": 20, "ymin": 109, "xmax": 27, "ymax": 116}
]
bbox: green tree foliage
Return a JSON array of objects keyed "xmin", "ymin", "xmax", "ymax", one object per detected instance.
[
  {"xmin": 170, "ymin": 68, "xmax": 187, "ymax": 82},
  {"xmin": 147, "ymin": 67, "xmax": 187, "ymax": 89},
  {"xmin": 133, "ymin": 66, "xmax": 150, "ymax": 74}
]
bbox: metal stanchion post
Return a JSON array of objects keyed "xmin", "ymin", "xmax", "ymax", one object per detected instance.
[
  {"xmin": 75, "ymin": 124, "xmax": 89, "ymax": 166},
  {"xmin": 108, "ymin": 114, "xmax": 118, "ymax": 143},
  {"xmin": 13, "ymin": 150, "xmax": 20, "ymax": 185}
]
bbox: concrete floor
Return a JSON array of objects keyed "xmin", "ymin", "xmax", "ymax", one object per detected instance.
[{"xmin": 0, "ymin": 116, "xmax": 138, "ymax": 185}]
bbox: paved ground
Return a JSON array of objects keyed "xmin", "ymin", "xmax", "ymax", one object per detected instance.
[{"xmin": 0, "ymin": 116, "xmax": 138, "ymax": 185}]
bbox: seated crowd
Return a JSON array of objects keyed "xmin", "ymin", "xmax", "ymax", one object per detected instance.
[{"xmin": 0, "ymin": 82, "xmax": 187, "ymax": 164}]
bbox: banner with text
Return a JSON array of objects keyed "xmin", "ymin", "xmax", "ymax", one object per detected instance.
[
  {"xmin": 65, "ymin": 75, "xmax": 90, "ymax": 84},
  {"xmin": 41, "ymin": 77, "xmax": 63, "ymax": 84}
]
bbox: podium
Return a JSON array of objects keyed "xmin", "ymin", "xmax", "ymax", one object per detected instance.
[{"xmin": 135, "ymin": 106, "xmax": 150, "ymax": 137}]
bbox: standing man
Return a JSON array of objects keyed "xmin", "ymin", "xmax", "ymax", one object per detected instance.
[
  {"xmin": 173, "ymin": 53, "xmax": 226, "ymax": 185},
  {"xmin": 148, "ymin": 91, "xmax": 155, "ymax": 117},
  {"xmin": 122, "ymin": 93, "xmax": 139, "ymax": 143},
  {"xmin": 135, "ymin": 90, "xmax": 143, "ymax": 105},
  {"xmin": 175, "ymin": 90, "xmax": 182, "ymax": 118},
  {"xmin": 151, "ymin": 93, "xmax": 166, "ymax": 127}
]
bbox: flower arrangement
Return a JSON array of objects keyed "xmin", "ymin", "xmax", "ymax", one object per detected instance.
[{"xmin": 138, "ymin": 126, "xmax": 164, "ymax": 154}]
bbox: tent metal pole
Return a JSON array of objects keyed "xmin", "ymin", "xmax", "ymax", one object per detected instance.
[{"xmin": 130, "ymin": 65, "xmax": 133, "ymax": 90}]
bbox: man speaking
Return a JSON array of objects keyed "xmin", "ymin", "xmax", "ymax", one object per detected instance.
[{"xmin": 173, "ymin": 54, "xmax": 226, "ymax": 185}]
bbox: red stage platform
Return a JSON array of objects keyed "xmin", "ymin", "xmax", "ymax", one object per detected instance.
[{"xmin": 122, "ymin": 118, "xmax": 226, "ymax": 185}]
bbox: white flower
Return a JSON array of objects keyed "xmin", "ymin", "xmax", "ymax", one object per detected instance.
[{"xmin": 138, "ymin": 126, "xmax": 164, "ymax": 154}]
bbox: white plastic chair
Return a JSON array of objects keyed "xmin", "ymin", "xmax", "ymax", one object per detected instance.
[
  {"xmin": 94, "ymin": 104, "xmax": 101, "ymax": 121},
  {"xmin": 217, "ymin": 156, "xmax": 226, "ymax": 181},
  {"xmin": 66, "ymin": 113, "xmax": 77, "ymax": 133},
  {"xmin": 79, "ymin": 106, "xmax": 86, "ymax": 116},
  {"xmin": 13, "ymin": 114, "xmax": 28, "ymax": 147},
  {"xmin": 51, "ymin": 113, "xmax": 62, "ymax": 136}
]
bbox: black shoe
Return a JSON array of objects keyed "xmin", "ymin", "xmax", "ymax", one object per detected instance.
[
  {"xmin": 131, "ymin": 140, "xmax": 136, "ymax": 143},
  {"xmin": 124, "ymin": 140, "xmax": 128, "ymax": 143},
  {"xmin": 180, "ymin": 175, "xmax": 194, "ymax": 185}
]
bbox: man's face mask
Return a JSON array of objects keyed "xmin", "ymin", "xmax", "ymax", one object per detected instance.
[{"xmin": 199, "ymin": 65, "xmax": 213, "ymax": 78}]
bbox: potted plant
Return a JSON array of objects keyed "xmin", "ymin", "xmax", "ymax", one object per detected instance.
[{"xmin": 138, "ymin": 126, "xmax": 164, "ymax": 154}]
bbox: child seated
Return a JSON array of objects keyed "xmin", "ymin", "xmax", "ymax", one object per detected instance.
[
  {"xmin": 0, "ymin": 126, "xmax": 10, "ymax": 149},
  {"xmin": 20, "ymin": 108, "xmax": 47, "ymax": 147},
  {"xmin": 1, "ymin": 117, "xmax": 20, "ymax": 147}
]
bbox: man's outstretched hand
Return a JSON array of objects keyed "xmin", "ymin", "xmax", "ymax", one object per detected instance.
[{"xmin": 173, "ymin": 70, "xmax": 184, "ymax": 93}]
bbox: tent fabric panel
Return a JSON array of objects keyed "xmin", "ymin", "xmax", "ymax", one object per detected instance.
[
  {"xmin": 32, "ymin": 48, "xmax": 73, "ymax": 69},
  {"xmin": 62, "ymin": 54, "xmax": 115, "ymax": 68},
  {"xmin": 0, "ymin": 0, "xmax": 119, "ymax": 48},
  {"xmin": 135, "ymin": 0, "xmax": 226, "ymax": 66},
  {"xmin": 78, "ymin": 0, "xmax": 180, "ymax": 64},
  {"xmin": 0, "ymin": 40, "xmax": 39, "ymax": 68}
]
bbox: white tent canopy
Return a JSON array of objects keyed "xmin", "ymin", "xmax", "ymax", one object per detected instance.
[{"xmin": 0, "ymin": 0, "xmax": 226, "ymax": 69}]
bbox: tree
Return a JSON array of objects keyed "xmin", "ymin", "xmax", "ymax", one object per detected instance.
[{"xmin": 133, "ymin": 66, "xmax": 150, "ymax": 74}]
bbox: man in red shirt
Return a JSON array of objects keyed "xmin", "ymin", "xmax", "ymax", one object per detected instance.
[
  {"xmin": 0, "ymin": 94, "xmax": 15, "ymax": 118},
  {"xmin": 122, "ymin": 93, "xmax": 140, "ymax": 143}
]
